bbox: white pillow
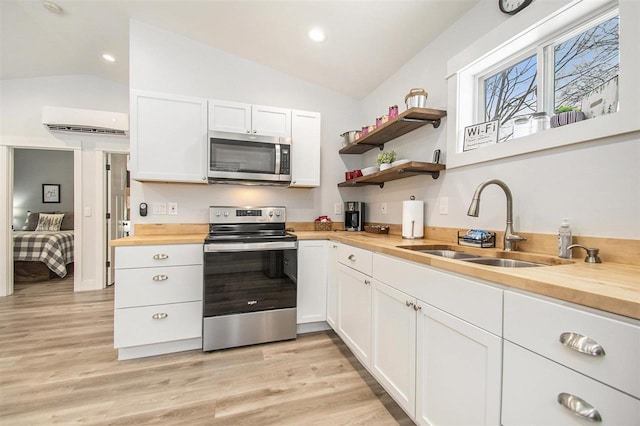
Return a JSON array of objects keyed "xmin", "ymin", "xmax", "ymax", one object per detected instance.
[{"xmin": 35, "ymin": 213, "xmax": 65, "ymax": 232}]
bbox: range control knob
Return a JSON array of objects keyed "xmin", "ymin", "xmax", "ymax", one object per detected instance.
[
  {"xmin": 215, "ymin": 211, "xmax": 221, "ymax": 217},
  {"xmin": 275, "ymin": 210, "xmax": 281, "ymax": 217},
  {"xmin": 223, "ymin": 211, "xmax": 229, "ymax": 217},
  {"xmin": 268, "ymin": 211, "xmax": 274, "ymax": 217}
]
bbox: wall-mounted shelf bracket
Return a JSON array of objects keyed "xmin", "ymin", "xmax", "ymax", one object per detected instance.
[
  {"xmin": 397, "ymin": 117, "xmax": 441, "ymax": 129},
  {"xmin": 397, "ymin": 168, "xmax": 441, "ymax": 180}
]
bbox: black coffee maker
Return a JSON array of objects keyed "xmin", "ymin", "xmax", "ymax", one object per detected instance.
[{"xmin": 344, "ymin": 201, "xmax": 365, "ymax": 231}]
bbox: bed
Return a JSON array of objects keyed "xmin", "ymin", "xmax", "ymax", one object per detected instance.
[{"xmin": 13, "ymin": 211, "xmax": 75, "ymax": 281}]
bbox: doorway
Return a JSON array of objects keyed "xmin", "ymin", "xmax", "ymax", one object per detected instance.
[{"xmin": 105, "ymin": 153, "xmax": 129, "ymax": 286}]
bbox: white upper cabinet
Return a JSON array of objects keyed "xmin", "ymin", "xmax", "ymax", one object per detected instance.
[
  {"xmin": 251, "ymin": 104, "xmax": 291, "ymax": 137},
  {"xmin": 208, "ymin": 100, "xmax": 251, "ymax": 134},
  {"xmin": 130, "ymin": 90, "xmax": 208, "ymax": 184},
  {"xmin": 208, "ymin": 99, "xmax": 291, "ymax": 137},
  {"xmin": 290, "ymin": 109, "xmax": 321, "ymax": 187}
]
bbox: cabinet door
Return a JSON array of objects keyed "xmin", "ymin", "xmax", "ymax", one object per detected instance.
[
  {"xmin": 251, "ymin": 104, "xmax": 291, "ymax": 137},
  {"xmin": 502, "ymin": 341, "xmax": 640, "ymax": 426},
  {"xmin": 297, "ymin": 240, "xmax": 328, "ymax": 324},
  {"xmin": 208, "ymin": 99, "xmax": 251, "ymax": 134},
  {"xmin": 130, "ymin": 90, "xmax": 208, "ymax": 183},
  {"xmin": 371, "ymin": 280, "xmax": 417, "ymax": 417},
  {"xmin": 416, "ymin": 303, "xmax": 502, "ymax": 426},
  {"xmin": 290, "ymin": 109, "xmax": 321, "ymax": 187},
  {"xmin": 337, "ymin": 263, "xmax": 372, "ymax": 368},
  {"xmin": 326, "ymin": 242, "xmax": 339, "ymax": 330}
]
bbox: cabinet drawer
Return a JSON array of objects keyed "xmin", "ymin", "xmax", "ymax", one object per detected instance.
[
  {"xmin": 502, "ymin": 342, "xmax": 640, "ymax": 426},
  {"xmin": 338, "ymin": 244, "xmax": 372, "ymax": 275},
  {"xmin": 115, "ymin": 244, "xmax": 203, "ymax": 269},
  {"xmin": 114, "ymin": 301, "xmax": 202, "ymax": 348},
  {"xmin": 504, "ymin": 291, "xmax": 640, "ymax": 398},
  {"xmin": 115, "ymin": 265, "xmax": 203, "ymax": 309}
]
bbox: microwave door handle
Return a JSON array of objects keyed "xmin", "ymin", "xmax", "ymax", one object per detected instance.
[{"xmin": 275, "ymin": 144, "xmax": 281, "ymax": 174}]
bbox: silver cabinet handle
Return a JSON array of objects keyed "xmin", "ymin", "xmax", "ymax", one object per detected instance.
[
  {"xmin": 405, "ymin": 300, "xmax": 413, "ymax": 307},
  {"xmin": 559, "ymin": 332, "xmax": 606, "ymax": 356},
  {"xmin": 348, "ymin": 254, "xmax": 356, "ymax": 261},
  {"xmin": 152, "ymin": 313, "xmax": 168, "ymax": 320},
  {"xmin": 364, "ymin": 279, "xmax": 370, "ymax": 285},
  {"xmin": 413, "ymin": 304, "xmax": 422, "ymax": 311},
  {"xmin": 152, "ymin": 275, "xmax": 168, "ymax": 281},
  {"xmin": 557, "ymin": 393, "xmax": 602, "ymax": 422},
  {"xmin": 152, "ymin": 254, "xmax": 169, "ymax": 260}
]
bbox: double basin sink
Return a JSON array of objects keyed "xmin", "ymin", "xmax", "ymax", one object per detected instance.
[{"xmin": 397, "ymin": 245, "xmax": 570, "ymax": 268}]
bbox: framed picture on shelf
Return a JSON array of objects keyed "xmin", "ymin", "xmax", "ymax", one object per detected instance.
[
  {"xmin": 42, "ymin": 184, "xmax": 60, "ymax": 203},
  {"xmin": 581, "ymin": 76, "xmax": 619, "ymax": 119}
]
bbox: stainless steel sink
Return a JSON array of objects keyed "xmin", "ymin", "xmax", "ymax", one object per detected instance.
[
  {"xmin": 418, "ymin": 250, "xmax": 481, "ymax": 260},
  {"xmin": 461, "ymin": 258, "xmax": 545, "ymax": 268}
]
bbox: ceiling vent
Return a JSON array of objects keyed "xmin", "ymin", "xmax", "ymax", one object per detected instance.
[{"xmin": 42, "ymin": 106, "xmax": 128, "ymax": 136}]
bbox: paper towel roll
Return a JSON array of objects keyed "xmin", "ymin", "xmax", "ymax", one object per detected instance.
[{"xmin": 402, "ymin": 200, "xmax": 424, "ymax": 239}]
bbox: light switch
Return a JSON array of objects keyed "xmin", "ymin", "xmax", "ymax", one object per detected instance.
[
  {"xmin": 381, "ymin": 202, "xmax": 388, "ymax": 215},
  {"xmin": 439, "ymin": 197, "xmax": 449, "ymax": 215},
  {"xmin": 334, "ymin": 203, "xmax": 342, "ymax": 215},
  {"xmin": 168, "ymin": 202, "xmax": 178, "ymax": 215},
  {"xmin": 153, "ymin": 203, "xmax": 167, "ymax": 215},
  {"xmin": 83, "ymin": 207, "xmax": 92, "ymax": 217}
]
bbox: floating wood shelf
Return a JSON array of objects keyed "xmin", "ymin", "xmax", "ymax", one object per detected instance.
[
  {"xmin": 338, "ymin": 161, "xmax": 445, "ymax": 188},
  {"xmin": 339, "ymin": 108, "xmax": 447, "ymax": 154}
]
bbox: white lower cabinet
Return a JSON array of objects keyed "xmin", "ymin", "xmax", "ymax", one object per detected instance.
[
  {"xmin": 296, "ymin": 240, "xmax": 328, "ymax": 324},
  {"xmin": 370, "ymin": 252, "xmax": 503, "ymax": 424},
  {"xmin": 114, "ymin": 244, "xmax": 203, "ymax": 360},
  {"xmin": 416, "ymin": 303, "xmax": 502, "ymax": 426},
  {"xmin": 371, "ymin": 280, "xmax": 417, "ymax": 416},
  {"xmin": 502, "ymin": 341, "xmax": 640, "ymax": 425},
  {"xmin": 337, "ymin": 263, "xmax": 372, "ymax": 368}
]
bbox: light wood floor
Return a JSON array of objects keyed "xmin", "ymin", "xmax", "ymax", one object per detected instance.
[{"xmin": 0, "ymin": 278, "xmax": 413, "ymax": 425}]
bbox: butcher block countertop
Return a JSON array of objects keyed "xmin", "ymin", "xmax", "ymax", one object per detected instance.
[{"xmin": 111, "ymin": 230, "xmax": 639, "ymax": 320}]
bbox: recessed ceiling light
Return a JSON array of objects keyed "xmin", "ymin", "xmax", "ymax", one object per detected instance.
[
  {"xmin": 102, "ymin": 54, "xmax": 116, "ymax": 63},
  {"xmin": 42, "ymin": 1, "xmax": 64, "ymax": 15},
  {"xmin": 308, "ymin": 28, "xmax": 326, "ymax": 43}
]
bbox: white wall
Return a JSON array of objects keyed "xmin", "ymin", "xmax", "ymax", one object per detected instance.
[
  {"xmin": 129, "ymin": 20, "xmax": 361, "ymax": 225},
  {"xmin": 357, "ymin": 0, "xmax": 640, "ymax": 239},
  {"xmin": 0, "ymin": 74, "xmax": 129, "ymax": 293},
  {"xmin": 13, "ymin": 149, "xmax": 74, "ymax": 229}
]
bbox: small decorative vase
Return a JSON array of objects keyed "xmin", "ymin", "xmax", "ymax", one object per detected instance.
[{"xmin": 379, "ymin": 163, "xmax": 392, "ymax": 171}]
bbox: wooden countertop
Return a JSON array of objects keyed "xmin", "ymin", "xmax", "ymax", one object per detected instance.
[{"xmin": 111, "ymin": 230, "xmax": 640, "ymax": 320}]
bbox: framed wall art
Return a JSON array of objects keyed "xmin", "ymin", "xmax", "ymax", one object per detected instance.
[{"xmin": 42, "ymin": 184, "xmax": 60, "ymax": 203}]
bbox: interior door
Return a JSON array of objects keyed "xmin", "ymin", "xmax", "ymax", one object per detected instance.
[{"xmin": 106, "ymin": 153, "xmax": 128, "ymax": 286}]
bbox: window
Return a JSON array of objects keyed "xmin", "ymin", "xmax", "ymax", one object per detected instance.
[
  {"xmin": 446, "ymin": 0, "xmax": 639, "ymax": 169},
  {"xmin": 479, "ymin": 9, "xmax": 619, "ymax": 143},
  {"xmin": 552, "ymin": 14, "xmax": 619, "ymax": 112}
]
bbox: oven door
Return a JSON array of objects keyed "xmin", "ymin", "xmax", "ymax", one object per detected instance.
[{"xmin": 203, "ymin": 241, "xmax": 297, "ymax": 318}]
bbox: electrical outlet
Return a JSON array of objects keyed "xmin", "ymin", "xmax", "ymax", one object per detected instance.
[
  {"xmin": 334, "ymin": 203, "xmax": 342, "ymax": 215},
  {"xmin": 153, "ymin": 203, "xmax": 167, "ymax": 215},
  {"xmin": 439, "ymin": 197, "xmax": 449, "ymax": 215},
  {"xmin": 381, "ymin": 202, "xmax": 388, "ymax": 215},
  {"xmin": 168, "ymin": 202, "xmax": 178, "ymax": 215}
]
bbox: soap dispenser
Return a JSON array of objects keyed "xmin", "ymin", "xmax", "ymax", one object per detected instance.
[{"xmin": 558, "ymin": 219, "xmax": 572, "ymax": 259}]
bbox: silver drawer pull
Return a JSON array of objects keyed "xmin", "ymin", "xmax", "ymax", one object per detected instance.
[
  {"xmin": 405, "ymin": 300, "xmax": 413, "ymax": 307},
  {"xmin": 348, "ymin": 254, "xmax": 356, "ymax": 261},
  {"xmin": 559, "ymin": 332, "xmax": 606, "ymax": 356},
  {"xmin": 152, "ymin": 275, "xmax": 168, "ymax": 281},
  {"xmin": 153, "ymin": 254, "xmax": 169, "ymax": 260},
  {"xmin": 152, "ymin": 313, "xmax": 168, "ymax": 320},
  {"xmin": 557, "ymin": 393, "xmax": 602, "ymax": 422},
  {"xmin": 364, "ymin": 279, "xmax": 370, "ymax": 285},
  {"xmin": 413, "ymin": 304, "xmax": 422, "ymax": 311}
]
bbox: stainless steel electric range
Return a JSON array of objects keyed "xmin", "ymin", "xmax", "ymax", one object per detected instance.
[{"xmin": 203, "ymin": 206, "xmax": 298, "ymax": 351}]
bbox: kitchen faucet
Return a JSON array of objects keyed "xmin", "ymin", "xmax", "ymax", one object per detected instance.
[{"xmin": 467, "ymin": 179, "xmax": 526, "ymax": 251}]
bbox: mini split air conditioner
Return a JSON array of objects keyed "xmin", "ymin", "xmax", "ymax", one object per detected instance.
[{"xmin": 42, "ymin": 106, "xmax": 128, "ymax": 136}]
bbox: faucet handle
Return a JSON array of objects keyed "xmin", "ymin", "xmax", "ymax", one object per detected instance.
[{"xmin": 568, "ymin": 244, "xmax": 602, "ymax": 263}]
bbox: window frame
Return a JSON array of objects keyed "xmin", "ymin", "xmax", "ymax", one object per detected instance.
[{"xmin": 446, "ymin": 0, "xmax": 639, "ymax": 169}]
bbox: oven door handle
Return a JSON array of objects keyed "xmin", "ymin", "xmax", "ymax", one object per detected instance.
[{"xmin": 204, "ymin": 241, "xmax": 297, "ymax": 252}]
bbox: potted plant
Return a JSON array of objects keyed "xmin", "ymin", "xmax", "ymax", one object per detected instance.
[
  {"xmin": 551, "ymin": 105, "xmax": 586, "ymax": 128},
  {"xmin": 376, "ymin": 150, "xmax": 397, "ymax": 170}
]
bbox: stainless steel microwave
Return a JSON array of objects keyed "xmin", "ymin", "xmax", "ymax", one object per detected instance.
[{"xmin": 208, "ymin": 131, "xmax": 291, "ymax": 184}]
